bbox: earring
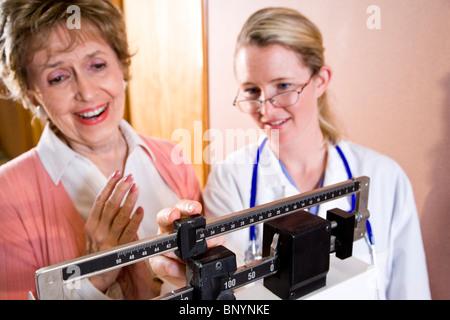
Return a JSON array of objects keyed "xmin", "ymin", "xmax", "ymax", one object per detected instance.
[
  {"xmin": 123, "ymin": 80, "xmax": 128, "ymax": 90},
  {"xmin": 35, "ymin": 105, "xmax": 48, "ymax": 120}
]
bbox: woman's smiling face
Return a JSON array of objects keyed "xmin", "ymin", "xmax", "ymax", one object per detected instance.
[
  {"xmin": 234, "ymin": 44, "xmax": 324, "ymax": 147},
  {"xmin": 26, "ymin": 24, "xmax": 126, "ymax": 150}
]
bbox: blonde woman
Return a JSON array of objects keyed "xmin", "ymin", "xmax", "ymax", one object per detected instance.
[{"xmin": 202, "ymin": 7, "xmax": 430, "ymax": 300}]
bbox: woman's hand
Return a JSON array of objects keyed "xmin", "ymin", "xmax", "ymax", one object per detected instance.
[
  {"xmin": 149, "ymin": 200, "xmax": 225, "ymax": 288},
  {"xmin": 117, "ymin": 259, "xmax": 162, "ymax": 300},
  {"xmin": 84, "ymin": 171, "xmax": 145, "ymax": 294}
]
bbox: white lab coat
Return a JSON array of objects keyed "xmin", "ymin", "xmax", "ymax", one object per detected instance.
[{"xmin": 203, "ymin": 139, "xmax": 431, "ymax": 300}]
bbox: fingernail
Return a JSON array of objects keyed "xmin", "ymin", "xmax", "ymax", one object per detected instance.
[
  {"xmin": 123, "ymin": 174, "xmax": 133, "ymax": 182},
  {"xmin": 130, "ymin": 183, "xmax": 138, "ymax": 193},
  {"xmin": 188, "ymin": 202, "xmax": 198, "ymax": 213},
  {"xmin": 135, "ymin": 206, "xmax": 144, "ymax": 216},
  {"xmin": 110, "ymin": 170, "xmax": 121, "ymax": 179},
  {"xmin": 166, "ymin": 207, "xmax": 176, "ymax": 220}
]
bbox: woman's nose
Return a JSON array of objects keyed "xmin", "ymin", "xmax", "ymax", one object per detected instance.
[
  {"xmin": 74, "ymin": 73, "xmax": 96, "ymax": 101},
  {"xmin": 259, "ymin": 97, "xmax": 278, "ymax": 116}
]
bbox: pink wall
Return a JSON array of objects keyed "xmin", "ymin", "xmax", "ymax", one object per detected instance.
[{"xmin": 207, "ymin": 0, "xmax": 450, "ymax": 299}]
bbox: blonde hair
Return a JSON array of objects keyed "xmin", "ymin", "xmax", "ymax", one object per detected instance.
[
  {"xmin": 0, "ymin": 0, "xmax": 131, "ymax": 114},
  {"xmin": 235, "ymin": 7, "xmax": 341, "ymax": 144}
]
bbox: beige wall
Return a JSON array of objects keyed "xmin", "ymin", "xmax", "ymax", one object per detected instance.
[
  {"xmin": 207, "ymin": 0, "xmax": 450, "ymax": 299},
  {"xmin": 124, "ymin": 0, "xmax": 209, "ymax": 185}
]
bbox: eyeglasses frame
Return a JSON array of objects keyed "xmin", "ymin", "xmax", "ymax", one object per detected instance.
[{"xmin": 233, "ymin": 73, "xmax": 316, "ymax": 114}]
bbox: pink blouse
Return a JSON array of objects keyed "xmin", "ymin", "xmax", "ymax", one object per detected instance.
[{"xmin": 0, "ymin": 135, "xmax": 200, "ymax": 299}]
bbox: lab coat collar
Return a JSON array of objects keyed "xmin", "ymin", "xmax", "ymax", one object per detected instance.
[
  {"xmin": 254, "ymin": 138, "xmax": 300, "ymax": 202},
  {"xmin": 258, "ymin": 140, "xmax": 291, "ymax": 188},
  {"xmin": 254, "ymin": 139, "xmax": 353, "ymax": 215},
  {"xmin": 318, "ymin": 141, "xmax": 353, "ymax": 216},
  {"xmin": 323, "ymin": 141, "xmax": 352, "ymax": 187},
  {"xmin": 258, "ymin": 140, "xmax": 351, "ymax": 192}
]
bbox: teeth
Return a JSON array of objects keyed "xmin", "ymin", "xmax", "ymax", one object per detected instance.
[
  {"xmin": 77, "ymin": 104, "xmax": 107, "ymax": 119},
  {"xmin": 269, "ymin": 119, "xmax": 287, "ymax": 126}
]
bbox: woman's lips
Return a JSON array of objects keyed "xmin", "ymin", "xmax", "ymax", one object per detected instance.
[
  {"xmin": 74, "ymin": 103, "xmax": 109, "ymax": 125},
  {"xmin": 262, "ymin": 117, "xmax": 290, "ymax": 129}
]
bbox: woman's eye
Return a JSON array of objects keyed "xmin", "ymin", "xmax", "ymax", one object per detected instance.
[
  {"xmin": 277, "ymin": 83, "xmax": 292, "ymax": 91},
  {"xmin": 91, "ymin": 62, "xmax": 106, "ymax": 71},
  {"xmin": 48, "ymin": 73, "xmax": 68, "ymax": 85},
  {"xmin": 243, "ymin": 88, "xmax": 260, "ymax": 98},
  {"xmin": 49, "ymin": 76, "xmax": 62, "ymax": 85},
  {"xmin": 89, "ymin": 57, "xmax": 107, "ymax": 71}
]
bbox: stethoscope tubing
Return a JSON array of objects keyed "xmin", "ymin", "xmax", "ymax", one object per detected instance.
[
  {"xmin": 248, "ymin": 137, "xmax": 381, "ymax": 298},
  {"xmin": 249, "ymin": 138, "xmax": 372, "ymax": 245}
]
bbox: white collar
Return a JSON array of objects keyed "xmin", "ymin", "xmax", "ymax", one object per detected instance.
[
  {"xmin": 120, "ymin": 120, "xmax": 155, "ymax": 161},
  {"xmin": 323, "ymin": 141, "xmax": 352, "ymax": 187},
  {"xmin": 36, "ymin": 120, "xmax": 155, "ymax": 185},
  {"xmin": 256, "ymin": 140, "xmax": 352, "ymax": 192}
]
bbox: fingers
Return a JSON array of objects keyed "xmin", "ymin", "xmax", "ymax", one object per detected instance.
[
  {"xmin": 85, "ymin": 172, "xmax": 144, "ymax": 253},
  {"xmin": 156, "ymin": 200, "xmax": 202, "ymax": 233},
  {"xmin": 87, "ymin": 170, "xmax": 122, "ymax": 227},
  {"xmin": 175, "ymin": 199, "xmax": 202, "ymax": 216},
  {"xmin": 149, "ymin": 236, "xmax": 226, "ymax": 288},
  {"xmin": 118, "ymin": 206, "xmax": 144, "ymax": 244},
  {"xmin": 149, "ymin": 255, "xmax": 187, "ymax": 288},
  {"xmin": 110, "ymin": 183, "xmax": 140, "ymax": 240},
  {"xmin": 156, "ymin": 207, "xmax": 179, "ymax": 233},
  {"xmin": 102, "ymin": 174, "xmax": 135, "ymax": 228}
]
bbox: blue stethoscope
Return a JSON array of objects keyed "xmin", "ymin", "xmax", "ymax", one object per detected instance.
[{"xmin": 246, "ymin": 137, "xmax": 375, "ymax": 262}]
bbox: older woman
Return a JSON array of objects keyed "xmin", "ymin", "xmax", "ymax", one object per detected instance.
[{"xmin": 0, "ymin": 0, "xmax": 200, "ymax": 299}]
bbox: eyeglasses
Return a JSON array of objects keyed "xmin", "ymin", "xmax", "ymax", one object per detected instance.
[{"xmin": 233, "ymin": 74, "xmax": 314, "ymax": 114}]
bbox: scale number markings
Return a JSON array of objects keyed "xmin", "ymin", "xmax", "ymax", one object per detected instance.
[{"xmin": 224, "ymin": 278, "xmax": 237, "ymax": 290}]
